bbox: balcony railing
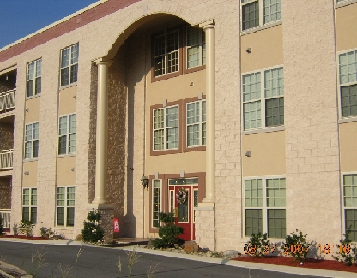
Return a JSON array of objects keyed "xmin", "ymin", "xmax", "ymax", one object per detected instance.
[
  {"xmin": 0, "ymin": 209, "xmax": 10, "ymax": 229},
  {"xmin": 0, "ymin": 149, "xmax": 13, "ymax": 170},
  {"xmin": 0, "ymin": 89, "xmax": 15, "ymax": 114}
]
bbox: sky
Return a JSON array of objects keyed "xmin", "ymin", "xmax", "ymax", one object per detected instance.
[{"xmin": 0, "ymin": 0, "xmax": 99, "ymax": 49}]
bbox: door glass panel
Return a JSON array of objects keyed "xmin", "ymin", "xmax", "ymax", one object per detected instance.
[
  {"xmin": 178, "ymin": 190, "xmax": 189, "ymax": 222},
  {"xmin": 193, "ymin": 190, "xmax": 198, "ymax": 223}
]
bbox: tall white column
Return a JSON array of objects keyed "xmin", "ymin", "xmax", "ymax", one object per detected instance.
[
  {"xmin": 201, "ymin": 21, "xmax": 215, "ymax": 204},
  {"xmin": 93, "ymin": 59, "xmax": 111, "ymax": 205}
]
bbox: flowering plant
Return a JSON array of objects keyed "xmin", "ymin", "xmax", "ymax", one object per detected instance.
[{"xmin": 176, "ymin": 187, "xmax": 187, "ymax": 204}]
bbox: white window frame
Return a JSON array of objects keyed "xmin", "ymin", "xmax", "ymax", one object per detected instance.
[
  {"xmin": 186, "ymin": 27, "xmax": 206, "ymax": 69},
  {"xmin": 186, "ymin": 100, "xmax": 206, "ymax": 147},
  {"xmin": 24, "ymin": 122, "xmax": 40, "ymax": 159},
  {"xmin": 153, "ymin": 105, "xmax": 179, "ymax": 151},
  {"xmin": 56, "ymin": 186, "xmax": 75, "ymax": 227},
  {"xmin": 337, "ymin": 49, "xmax": 357, "ymax": 120},
  {"xmin": 22, "ymin": 188, "xmax": 37, "ymax": 224},
  {"xmin": 242, "ymin": 66, "xmax": 284, "ymax": 131},
  {"xmin": 153, "ymin": 29, "xmax": 179, "ymax": 77},
  {"xmin": 341, "ymin": 172, "xmax": 357, "ymax": 242},
  {"xmin": 60, "ymin": 43, "xmax": 79, "ymax": 87},
  {"xmin": 241, "ymin": 0, "xmax": 282, "ymax": 32},
  {"xmin": 58, "ymin": 114, "xmax": 76, "ymax": 155},
  {"xmin": 26, "ymin": 58, "xmax": 42, "ymax": 98},
  {"xmin": 152, "ymin": 180, "xmax": 162, "ymax": 228},
  {"xmin": 243, "ymin": 176, "xmax": 286, "ymax": 239}
]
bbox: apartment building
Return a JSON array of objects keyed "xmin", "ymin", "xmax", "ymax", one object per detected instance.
[{"xmin": 0, "ymin": 0, "xmax": 356, "ymax": 253}]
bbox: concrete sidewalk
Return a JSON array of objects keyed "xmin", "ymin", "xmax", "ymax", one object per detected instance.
[{"xmin": 0, "ymin": 237, "xmax": 356, "ymax": 278}]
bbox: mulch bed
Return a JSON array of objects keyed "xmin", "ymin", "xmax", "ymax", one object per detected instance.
[
  {"xmin": 233, "ymin": 256, "xmax": 357, "ymax": 273},
  {"xmin": 1, "ymin": 235, "xmax": 48, "ymax": 240}
]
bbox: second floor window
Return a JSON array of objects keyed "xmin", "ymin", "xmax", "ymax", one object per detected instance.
[
  {"xmin": 60, "ymin": 43, "xmax": 79, "ymax": 87},
  {"xmin": 58, "ymin": 114, "xmax": 76, "ymax": 155},
  {"xmin": 339, "ymin": 49, "xmax": 357, "ymax": 118},
  {"xmin": 153, "ymin": 106, "xmax": 178, "ymax": 150},
  {"xmin": 27, "ymin": 58, "xmax": 41, "ymax": 97},
  {"xmin": 186, "ymin": 27, "xmax": 206, "ymax": 69},
  {"xmin": 186, "ymin": 100, "xmax": 206, "ymax": 147},
  {"xmin": 25, "ymin": 122, "xmax": 39, "ymax": 159},
  {"xmin": 241, "ymin": 0, "xmax": 281, "ymax": 31},
  {"xmin": 243, "ymin": 67, "xmax": 284, "ymax": 131}
]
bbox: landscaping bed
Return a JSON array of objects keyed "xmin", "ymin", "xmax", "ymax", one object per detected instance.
[{"xmin": 233, "ymin": 256, "xmax": 357, "ymax": 273}]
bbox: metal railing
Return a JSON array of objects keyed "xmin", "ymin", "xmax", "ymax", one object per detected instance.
[
  {"xmin": 0, "ymin": 209, "xmax": 10, "ymax": 229},
  {"xmin": 0, "ymin": 89, "xmax": 15, "ymax": 113},
  {"xmin": 0, "ymin": 149, "xmax": 13, "ymax": 170}
]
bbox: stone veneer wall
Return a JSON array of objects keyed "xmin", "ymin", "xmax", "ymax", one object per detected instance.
[
  {"xmin": 283, "ymin": 0, "xmax": 341, "ymax": 244},
  {"xmin": 0, "ymin": 123, "xmax": 14, "ymax": 150},
  {"xmin": 0, "ymin": 177, "xmax": 11, "ymax": 209}
]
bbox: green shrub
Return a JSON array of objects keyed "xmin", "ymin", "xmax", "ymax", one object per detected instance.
[
  {"xmin": 152, "ymin": 212, "xmax": 184, "ymax": 248},
  {"xmin": 244, "ymin": 232, "xmax": 271, "ymax": 257},
  {"xmin": 18, "ymin": 220, "xmax": 35, "ymax": 238},
  {"xmin": 81, "ymin": 210, "xmax": 104, "ymax": 243},
  {"xmin": 332, "ymin": 226, "xmax": 357, "ymax": 266},
  {"xmin": 281, "ymin": 229, "xmax": 310, "ymax": 263}
]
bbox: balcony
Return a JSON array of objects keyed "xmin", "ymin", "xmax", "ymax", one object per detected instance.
[
  {"xmin": 0, "ymin": 209, "xmax": 10, "ymax": 230},
  {"xmin": 0, "ymin": 89, "xmax": 15, "ymax": 115},
  {"xmin": 0, "ymin": 149, "xmax": 13, "ymax": 170}
]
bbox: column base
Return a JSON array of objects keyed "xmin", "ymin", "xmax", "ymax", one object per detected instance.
[{"xmin": 195, "ymin": 203, "xmax": 215, "ymax": 251}]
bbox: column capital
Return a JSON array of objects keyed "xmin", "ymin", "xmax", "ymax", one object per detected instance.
[
  {"xmin": 199, "ymin": 19, "xmax": 215, "ymax": 30},
  {"xmin": 94, "ymin": 57, "xmax": 112, "ymax": 67}
]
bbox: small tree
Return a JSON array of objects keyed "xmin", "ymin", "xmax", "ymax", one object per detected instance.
[
  {"xmin": 281, "ymin": 229, "xmax": 311, "ymax": 263},
  {"xmin": 332, "ymin": 226, "xmax": 357, "ymax": 266},
  {"xmin": 81, "ymin": 210, "xmax": 104, "ymax": 243},
  {"xmin": 152, "ymin": 212, "xmax": 184, "ymax": 249},
  {"xmin": 244, "ymin": 232, "xmax": 271, "ymax": 257}
]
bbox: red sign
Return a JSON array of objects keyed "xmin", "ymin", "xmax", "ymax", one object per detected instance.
[{"xmin": 113, "ymin": 218, "xmax": 119, "ymax": 233}]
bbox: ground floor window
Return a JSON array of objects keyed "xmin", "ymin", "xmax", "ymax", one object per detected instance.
[
  {"xmin": 56, "ymin": 186, "xmax": 75, "ymax": 227},
  {"xmin": 22, "ymin": 188, "xmax": 37, "ymax": 223},
  {"xmin": 343, "ymin": 174, "xmax": 357, "ymax": 241},
  {"xmin": 244, "ymin": 177, "xmax": 286, "ymax": 238},
  {"xmin": 152, "ymin": 180, "xmax": 161, "ymax": 228}
]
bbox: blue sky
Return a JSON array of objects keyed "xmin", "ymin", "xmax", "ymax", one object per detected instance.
[{"xmin": 0, "ymin": 0, "xmax": 99, "ymax": 49}]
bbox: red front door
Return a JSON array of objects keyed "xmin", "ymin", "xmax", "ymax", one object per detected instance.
[{"xmin": 168, "ymin": 184, "xmax": 198, "ymax": 241}]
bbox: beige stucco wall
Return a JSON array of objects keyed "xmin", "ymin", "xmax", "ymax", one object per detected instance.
[
  {"xmin": 25, "ymin": 97, "xmax": 40, "ymax": 123},
  {"xmin": 241, "ymin": 24, "xmax": 283, "ymax": 73},
  {"xmin": 57, "ymin": 156, "xmax": 76, "ymax": 186},
  {"xmin": 22, "ymin": 161, "xmax": 38, "ymax": 187},
  {"xmin": 336, "ymin": 2, "xmax": 357, "ymax": 51},
  {"xmin": 339, "ymin": 122, "xmax": 357, "ymax": 172},
  {"xmin": 58, "ymin": 86, "xmax": 76, "ymax": 115},
  {"xmin": 242, "ymin": 131, "xmax": 286, "ymax": 177}
]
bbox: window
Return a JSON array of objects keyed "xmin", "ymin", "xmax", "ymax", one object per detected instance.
[
  {"xmin": 60, "ymin": 43, "xmax": 79, "ymax": 87},
  {"xmin": 343, "ymin": 174, "xmax": 357, "ymax": 241},
  {"xmin": 25, "ymin": 122, "xmax": 39, "ymax": 159},
  {"xmin": 186, "ymin": 27, "xmax": 206, "ymax": 69},
  {"xmin": 154, "ymin": 30, "xmax": 179, "ymax": 77},
  {"xmin": 339, "ymin": 50, "xmax": 357, "ymax": 118},
  {"xmin": 56, "ymin": 186, "xmax": 75, "ymax": 227},
  {"xmin": 186, "ymin": 100, "xmax": 206, "ymax": 147},
  {"xmin": 152, "ymin": 180, "xmax": 161, "ymax": 228},
  {"xmin": 27, "ymin": 58, "xmax": 41, "ymax": 97},
  {"xmin": 244, "ymin": 177, "xmax": 286, "ymax": 238},
  {"xmin": 22, "ymin": 188, "xmax": 37, "ymax": 224},
  {"xmin": 153, "ymin": 105, "xmax": 178, "ymax": 150},
  {"xmin": 243, "ymin": 67, "xmax": 284, "ymax": 130},
  {"xmin": 241, "ymin": 0, "xmax": 281, "ymax": 31},
  {"xmin": 58, "ymin": 114, "xmax": 76, "ymax": 155}
]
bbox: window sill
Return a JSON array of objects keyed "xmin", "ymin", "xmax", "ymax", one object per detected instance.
[
  {"xmin": 26, "ymin": 94, "xmax": 41, "ymax": 100},
  {"xmin": 57, "ymin": 153, "xmax": 77, "ymax": 158},
  {"xmin": 242, "ymin": 125, "xmax": 284, "ymax": 135},
  {"xmin": 335, "ymin": 0, "xmax": 357, "ymax": 8},
  {"xmin": 59, "ymin": 82, "xmax": 77, "ymax": 91},
  {"xmin": 339, "ymin": 117, "xmax": 357, "ymax": 124},
  {"xmin": 23, "ymin": 158, "xmax": 39, "ymax": 163},
  {"xmin": 151, "ymin": 149, "xmax": 181, "ymax": 156},
  {"xmin": 241, "ymin": 21, "xmax": 282, "ymax": 36}
]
